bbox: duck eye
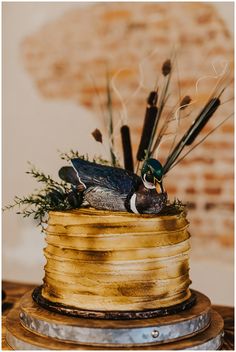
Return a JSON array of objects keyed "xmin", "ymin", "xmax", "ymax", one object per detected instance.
[{"xmin": 145, "ymin": 171, "xmax": 153, "ymax": 182}]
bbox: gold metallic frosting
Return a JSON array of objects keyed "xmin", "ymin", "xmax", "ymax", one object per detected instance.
[{"xmin": 42, "ymin": 208, "xmax": 191, "ymax": 311}]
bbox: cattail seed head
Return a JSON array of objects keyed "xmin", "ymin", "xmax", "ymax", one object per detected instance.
[
  {"xmin": 180, "ymin": 95, "xmax": 191, "ymax": 109},
  {"xmin": 162, "ymin": 59, "xmax": 171, "ymax": 76},
  {"xmin": 147, "ymin": 91, "xmax": 158, "ymax": 106},
  {"xmin": 92, "ymin": 128, "xmax": 103, "ymax": 143}
]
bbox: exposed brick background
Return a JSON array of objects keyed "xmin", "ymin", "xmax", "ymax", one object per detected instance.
[{"xmin": 21, "ymin": 3, "xmax": 234, "ymax": 247}]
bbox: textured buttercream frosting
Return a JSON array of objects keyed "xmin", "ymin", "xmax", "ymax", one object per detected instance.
[{"xmin": 42, "ymin": 208, "xmax": 191, "ymax": 311}]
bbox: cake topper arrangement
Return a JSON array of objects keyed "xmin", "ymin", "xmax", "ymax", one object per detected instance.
[{"xmin": 4, "ymin": 57, "xmax": 232, "ymax": 227}]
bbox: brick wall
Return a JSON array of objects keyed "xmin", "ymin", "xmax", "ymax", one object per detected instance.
[{"xmin": 21, "ymin": 3, "xmax": 234, "ymax": 246}]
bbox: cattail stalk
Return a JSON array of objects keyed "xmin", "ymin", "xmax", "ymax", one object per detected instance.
[
  {"xmin": 106, "ymin": 73, "xmax": 116, "ymax": 166},
  {"xmin": 167, "ymin": 95, "xmax": 192, "ymax": 156},
  {"xmin": 145, "ymin": 59, "xmax": 172, "ymax": 159},
  {"xmin": 120, "ymin": 125, "xmax": 134, "ymax": 172},
  {"xmin": 136, "ymin": 91, "xmax": 158, "ymax": 162},
  {"xmin": 151, "ymin": 95, "xmax": 192, "ymax": 157}
]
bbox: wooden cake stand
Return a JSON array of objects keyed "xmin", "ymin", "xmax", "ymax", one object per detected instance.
[{"xmin": 5, "ymin": 288, "xmax": 224, "ymax": 350}]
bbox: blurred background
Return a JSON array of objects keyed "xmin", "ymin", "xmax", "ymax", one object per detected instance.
[{"xmin": 2, "ymin": 2, "xmax": 234, "ymax": 305}]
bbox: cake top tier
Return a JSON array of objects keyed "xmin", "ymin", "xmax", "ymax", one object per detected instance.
[
  {"xmin": 46, "ymin": 207, "xmax": 189, "ymax": 250},
  {"xmin": 48, "ymin": 207, "xmax": 189, "ymax": 232}
]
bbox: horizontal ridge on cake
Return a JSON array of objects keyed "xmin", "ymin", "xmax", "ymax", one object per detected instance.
[{"xmin": 42, "ymin": 207, "xmax": 191, "ymax": 311}]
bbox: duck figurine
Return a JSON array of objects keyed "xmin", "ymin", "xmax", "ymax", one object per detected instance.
[{"xmin": 59, "ymin": 158, "xmax": 167, "ymax": 214}]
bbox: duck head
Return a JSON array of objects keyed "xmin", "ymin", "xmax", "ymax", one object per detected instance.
[
  {"xmin": 141, "ymin": 158, "xmax": 164, "ymax": 193},
  {"xmin": 128, "ymin": 158, "xmax": 166, "ymax": 214}
]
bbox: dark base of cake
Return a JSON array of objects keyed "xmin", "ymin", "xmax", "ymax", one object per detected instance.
[
  {"xmin": 6, "ymin": 289, "xmax": 224, "ymax": 349},
  {"xmin": 32, "ymin": 286, "xmax": 196, "ymax": 320}
]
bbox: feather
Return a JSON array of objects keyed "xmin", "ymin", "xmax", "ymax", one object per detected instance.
[
  {"xmin": 167, "ymin": 112, "xmax": 233, "ymax": 172},
  {"xmin": 163, "ymin": 97, "xmax": 221, "ymax": 174},
  {"xmin": 185, "ymin": 97, "xmax": 220, "ymax": 145}
]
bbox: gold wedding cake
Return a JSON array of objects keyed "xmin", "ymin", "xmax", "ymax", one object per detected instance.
[
  {"xmin": 5, "ymin": 207, "xmax": 224, "ymax": 350},
  {"xmin": 4, "ymin": 40, "xmax": 228, "ymax": 348},
  {"xmin": 42, "ymin": 207, "xmax": 191, "ymax": 312}
]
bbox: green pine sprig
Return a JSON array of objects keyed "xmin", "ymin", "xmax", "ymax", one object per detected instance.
[
  {"xmin": 59, "ymin": 150, "xmax": 89, "ymax": 162},
  {"xmin": 58, "ymin": 149, "xmax": 117, "ymax": 167},
  {"xmin": 3, "ymin": 152, "xmax": 119, "ymax": 231},
  {"xmin": 159, "ymin": 198, "xmax": 186, "ymax": 216},
  {"xmin": 3, "ymin": 164, "xmax": 74, "ymax": 231}
]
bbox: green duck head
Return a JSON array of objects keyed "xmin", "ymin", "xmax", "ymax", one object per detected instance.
[{"xmin": 141, "ymin": 158, "xmax": 164, "ymax": 193}]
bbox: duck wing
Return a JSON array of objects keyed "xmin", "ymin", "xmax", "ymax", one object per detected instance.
[
  {"xmin": 59, "ymin": 158, "xmax": 141, "ymax": 195},
  {"xmin": 72, "ymin": 158, "xmax": 141, "ymax": 194}
]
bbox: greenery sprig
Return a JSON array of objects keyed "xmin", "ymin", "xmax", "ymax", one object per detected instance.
[
  {"xmin": 159, "ymin": 198, "xmax": 186, "ymax": 216},
  {"xmin": 59, "ymin": 150, "xmax": 89, "ymax": 162},
  {"xmin": 3, "ymin": 163, "xmax": 82, "ymax": 231},
  {"xmin": 3, "ymin": 152, "xmax": 118, "ymax": 231},
  {"xmin": 58, "ymin": 149, "xmax": 117, "ymax": 166}
]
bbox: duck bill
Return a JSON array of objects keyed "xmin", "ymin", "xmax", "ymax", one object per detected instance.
[{"xmin": 155, "ymin": 179, "xmax": 164, "ymax": 193}]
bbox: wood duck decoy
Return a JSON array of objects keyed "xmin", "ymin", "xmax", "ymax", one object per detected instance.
[{"xmin": 59, "ymin": 158, "xmax": 167, "ymax": 214}]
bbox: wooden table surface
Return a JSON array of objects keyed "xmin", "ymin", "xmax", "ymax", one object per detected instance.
[{"xmin": 2, "ymin": 281, "xmax": 234, "ymax": 350}]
